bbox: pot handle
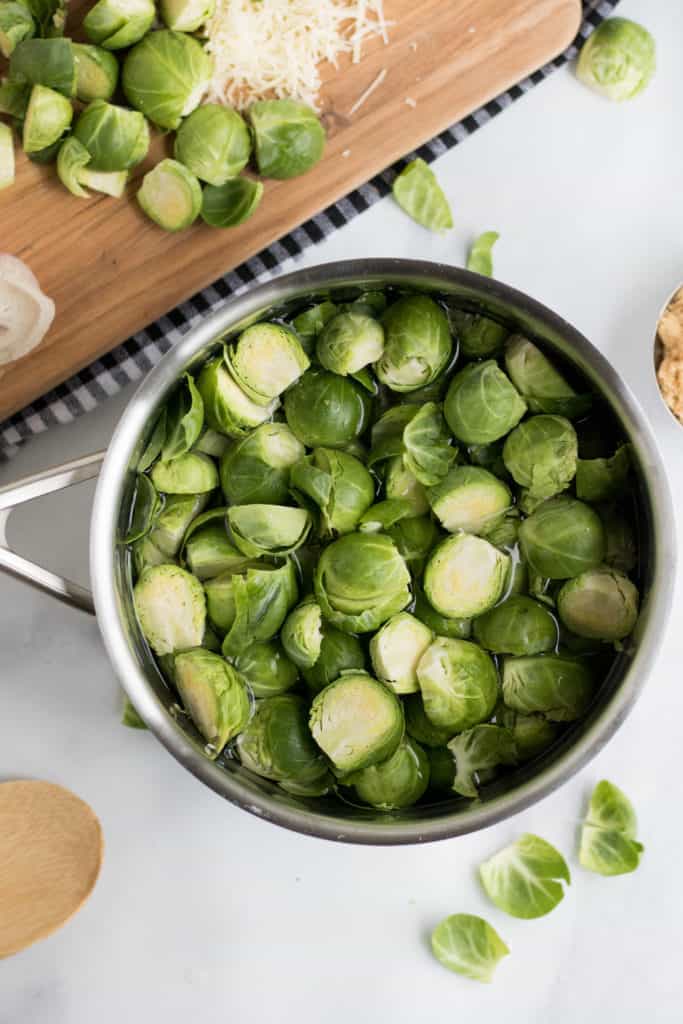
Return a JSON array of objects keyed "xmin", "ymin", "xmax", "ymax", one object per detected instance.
[{"xmin": 0, "ymin": 451, "xmax": 106, "ymax": 615}]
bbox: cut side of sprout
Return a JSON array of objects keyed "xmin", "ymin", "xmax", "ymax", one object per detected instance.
[
  {"xmin": 369, "ymin": 612, "xmax": 432, "ymax": 694},
  {"xmin": 133, "ymin": 564, "xmax": 206, "ymax": 656},
  {"xmin": 309, "ymin": 672, "xmax": 403, "ymax": 773},
  {"xmin": 0, "ymin": 124, "xmax": 14, "ymax": 191},
  {"xmin": 227, "ymin": 323, "xmax": 310, "ymax": 404},
  {"xmin": 137, "ymin": 159, "xmax": 202, "ymax": 232},
  {"xmin": 424, "ymin": 533, "xmax": 510, "ymax": 619}
]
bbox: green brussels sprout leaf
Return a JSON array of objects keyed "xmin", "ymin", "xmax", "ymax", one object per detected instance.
[
  {"xmin": 479, "ymin": 833, "xmax": 570, "ymax": 918},
  {"xmin": 392, "ymin": 158, "xmax": 453, "ymax": 232},
  {"xmin": 447, "ymin": 724, "xmax": 517, "ymax": 798},
  {"xmin": 578, "ymin": 779, "xmax": 644, "ymax": 875},
  {"xmin": 431, "ymin": 914, "xmax": 509, "ymax": 983},
  {"xmin": 466, "ymin": 231, "xmax": 499, "ymax": 277},
  {"xmin": 162, "ymin": 373, "xmax": 205, "ymax": 461}
]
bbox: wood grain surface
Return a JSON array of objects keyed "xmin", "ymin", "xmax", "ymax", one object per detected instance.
[{"xmin": 0, "ymin": 0, "xmax": 581, "ymax": 422}]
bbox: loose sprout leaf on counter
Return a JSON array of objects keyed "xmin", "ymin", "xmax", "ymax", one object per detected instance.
[
  {"xmin": 479, "ymin": 833, "xmax": 570, "ymax": 919},
  {"xmin": 466, "ymin": 231, "xmax": 499, "ymax": 277},
  {"xmin": 431, "ymin": 914, "xmax": 509, "ymax": 983},
  {"xmin": 579, "ymin": 780, "xmax": 644, "ymax": 876},
  {"xmin": 576, "ymin": 17, "xmax": 655, "ymax": 102},
  {"xmin": 392, "ymin": 158, "xmax": 453, "ymax": 232}
]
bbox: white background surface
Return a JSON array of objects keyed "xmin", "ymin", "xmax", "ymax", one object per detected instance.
[{"xmin": 2, "ymin": 2, "xmax": 682, "ymax": 1020}]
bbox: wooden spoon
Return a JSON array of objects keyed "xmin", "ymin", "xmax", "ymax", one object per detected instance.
[{"xmin": 0, "ymin": 780, "xmax": 103, "ymax": 958}]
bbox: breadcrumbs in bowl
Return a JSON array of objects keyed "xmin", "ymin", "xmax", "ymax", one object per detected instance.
[{"xmin": 656, "ymin": 286, "xmax": 683, "ymax": 426}]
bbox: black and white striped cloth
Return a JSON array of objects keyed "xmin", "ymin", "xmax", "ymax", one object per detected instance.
[{"xmin": 0, "ymin": 0, "xmax": 620, "ymax": 460}]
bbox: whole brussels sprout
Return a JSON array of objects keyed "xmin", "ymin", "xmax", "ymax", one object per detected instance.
[
  {"xmin": 504, "ymin": 335, "xmax": 591, "ymax": 418},
  {"xmin": 290, "ymin": 447, "xmax": 375, "ymax": 537},
  {"xmin": 518, "ymin": 496, "xmax": 606, "ymax": 579},
  {"xmin": 220, "ymin": 423, "xmax": 304, "ymax": 505},
  {"xmin": 496, "ymin": 707, "xmax": 560, "ymax": 762},
  {"xmin": 226, "ymin": 323, "xmax": 309, "ymax": 405},
  {"xmin": 576, "ymin": 444, "xmax": 631, "ymax": 503},
  {"xmin": 123, "ymin": 30, "xmax": 213, "ymax": 130},
  {"xmin": 301, "ymin": 625, "xmax": 365, "ymax": 694},
  {"xmin": 502, "ymin": 654, "xmax": 594, "ymax": 721},
  {"xmin": 197, "ymin": 354, "xmax": 279, "ymax": 438},
  {"xmin": 369, "ymin": 402, "xmax": 456, "ymax": 487},
  {"xmin": 428, "ymin": 466, "xmax": 511, "ymax": 537},
  {"xmin": 231, "ymin": 640, "xmax": 298, "ymax": 697},
  {"xmin": 151, "ymin": 452, "xmax": 218, "ymax": 494},
  {"xmin": 447, "ymin": 724, "xmax": 517, "ymax": 798},
  {"xmin": 449, "ymin": 309, "xmax": 508, "ymax": 359},
  {"xmin": 384, "ymin": 456, "xmax": 429, "ymax": 516},
  {"xmin": 182, "ymin": 511, "xmax": 247, "ymax": 581},
  {"xmin": 350, "ymin": 736, "xmax": 430, "ymax": 810},
  {"xmin": 292, "ymin": 300, "xmax": 338, "ymax": 355},
  {"xmin": 424, "ymin": 533, "xmax": 510, "ymax": 619},
  {"xmin": 576, "ymin": 17, "xmax": 655, "ymax": 102},
  {"xmin": 174, "ymin": 648, "xmax": 250, "ymax": 755},
  {"xmin": 473, "ymin": 595, "xmax": 558, "ymax": 656},
  {"xmin": 133, "ymin": 564, "xmax": 206, "ymax": 656},
  {"xmin": 412, "ymin": 586, "xmax": 471, "ymax": 640},
  {"xmin": 557, "ymin": 567, "xmax": 639, "ymax": 641},
  {"xmin": 444, "ymin": 360, "xmax": 527, "ymax": 445},
  {"xmin": 284, "ymin": 369, "xmax": 371, "ymax": 448},
  {"xmin": 309, "ymin": 672, "xmax": 404, "ymax": 773},
  {"xmin": 317, "ymin": 311, "xmax": 384, "ymax": 376},
  {"xmin": 314, "ymin": 532, "xmax": 411, "ymax": 634},
  {"xmin": 174, "ymin": 104, "xmax": 250, "ymax": 186},
  {"xmin": 74, "ymin": 100, "xmax": 149, "ymax": 171},
  {"xmin": 416, "ymin": 636, "xmax": 498, "ymax": 732},
  {"xmin": 502, "ymin": 415, "xmax": 577, "ymax": 510},
  {"xmin": 370, "ymin": 612, "xmax": 433, "ymax": 695},
  {"xmin": 387, "ymin": 514, "xmax": 440, "ymax": 575},
  {"xmin": 281, "ymin": 599, "xmax": 323, "ymax": 670},
  {"xmin": 227, "ymin": 504, "xmax": 312, "ymax": 558},
  {"xmin": 237, "ymin": 695, "xmax": 329, "ymax": 789},
  {"xmin": 376, "ymin": 295, "xmax": 452, "ymax": 392},
  {"xmin": 249, "ymin": 99, "xmax": 325, "ymax": 179}
]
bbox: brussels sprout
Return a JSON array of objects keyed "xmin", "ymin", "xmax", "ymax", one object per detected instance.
[
  {"xmin": 204, "ymin": 568, "xmax": 240, "ymax": 632},
  {"xmin": 74, "ymin": 100, "xmax": 149, "ymax": 171},
  {"xmin": 284, "ymin": 369, "xmax": 370, "ymax": 448},
  {"xmin": 579, "ymin": 779, "xmax": 644, "ymax": 875},
  {"xmin": 576, "ymin": 444, "xmax": 630, "ymax": 503},
  {"xmin": 201, "ymin": 178, "xmax": 263, "ymax": 228},
  {"xmin": 386, "ymin": 514, "xmax": 440, "ymax": 575},
  {"xmin": 228, "ymin": 504, "xmax": 312, "ymax": 558},
  {"xmin": 502, "ymin": 654, "xmax": 594, "ymax": 721},
  {"xmin": 369, "ymin": 402, "xmax": 456, "ymax": 486},
  {"xmin": 504, "ymin": 335, "xmax": 591, "ymax": 418},
  {"xmin": 0, "ymin": 123, "xmax": 15, "ymax": 190},
  {"xmin": 23, "ymin": 0, "xmax": 66, "ymax": 36},
  {"xmin": 132, "ymin": 536, "xmax": 168, "ymax": 577},
  {"xmin": 221, "ymin": 559, "xmax": 298, "ymax": 655},
  {"xmin": 473, "ymin": 595, "xmax": 558, "ymax": 656},
  {"xmin": 384, "ymin": 456, "xmax": 429, "ymax": 516},
  {"xmin": 148, "ymin": 493, "xmax": 209, "ymax": 557},
  {"xmin": 226, "ymin": 323, "xmax": 309, "ymax": 405},
  {"xmin": 22, "ymin": 83, "xmax": 72, "ymax": 153},
  {"xmin": 72, "ymin": 43, "xmax": 119, "ymax": 102},
  {"xmin": 220, "ymin": 423, "xmax": 303, "ymax": 506},
  {"xmin": 466, "ymin": 231, "xmax": 499, "ymax": 277},
  {"xmin": 496, "ymin": 707, "xmax": 559, "ymax": 761},
  {"xmin": 416, "ymin": 636, "xmax": 498, "ymax": 732},
  {"xmin": 428, "ymin": 466, "xmax": 511, "ymax": 537},
  {"xmin": 290, "ymin": 447, "xmax": 375, "ymax": 537},
  {"xmin": 342, "ymin": 290, "xmax": 387, "ymax": 317},
  {"xmin": 557, "ymin": 567, "xmax": 638, "ymax": 641},
  {"xmin": 160, "ymin": 0, "xmax": 214, "ymax": 31},
  {"xmin": 123, "ymin": 473, "xmax": 159, "ymax": 544},
  {"xmin": 281, "ymin": 600, "xmax": 322, "ymax": 670},
  {"xmin": 0, "ymin": 4, "xmax": 35, "ymax": 59},
  {"xmin": 599, "ymin": 503, "xmax": 637, "ymax": 574},
  {"xmin": 230, "ymin": 639, "xmax": 298, "ymax": 698},
  {"xmin": 237, "ymin": 695, "xmax": 329, "ymax": 787},
  {"xmin": 137, "ymin": 408, "xmax": 167, "ymax": 472},
  {"xmin": 350, "ymin": 736, "xmax": 429, "ymax": 810},
  {"xmin": 449, "ymin": 310, "xmax": 508, "ymax": 359},
  {"xmin": 291, "ymin": 301, "xmax": 338, "ymax": 355},
  {"xmin": 424, "ymin": 533, "xmax": 510, "ymax": 619},
  {"xmin": 182, "ymin": 508, "xmax": 247, "ymax": 580},
  {"xmin": 358, "ymin": 499, "xmax": 412, "ymax": 534},
  {"xmin": 133, "ymin": 564, "xmax": 206, "ymax": 656},
  {"xmin": 57, "ymin": 136, "xmax": 128, "ymax": 198},
  {"xmin": 316, "ymin": 311, "xmax": 384, "ymax": 376},
  {"xmin": 467, "ymin": 440, "xmax": 509, "ymax": 480},
  {"xmin": 444, "ymin": 360, "xmax": 526, "ymax": 445},
  {"xmin": 137, "ymin": 159, "xmax": 202, "ymax": 232},
  {"xmin": 84, "ymin": 0, "xmax": 155, "ymax": 49},
  {"xmin": 121, "ymin": 696, "xmax": 147, "ymax": 729},
  {"xmin": 370, "ymin": 612, "xmax": 433, "ymax": 695},
  {"xmin": 0, "ymin": 79, "xmax": 30, "ymax": 118},
  {"xmin": 484, "ymin": 513, "xmax": 520, "ymax": 552},
  {"xmin": 426, "ymin": 746, "xmax": 455, "ymax": 791},
  {"xmin": 518, "ymin": 496, "xmax": 606, "ymax": 579},
  {"xmin": 376, "ymin": 295, "xmax": 452, "ymax": 392},
  {"xmin": 9, "ymin": 37, "xmax": 74, "ymax": 96},
  {"xmin": 576, "ymin": 17, "xmax": 655, "ymax": 102},
  {"xmin": 431, "ymin": 914, "xmax": 509, "ymax": 984},
  {"xmin": 412, "ymin": 586, "xmax": 471, "ymax": 640},
  {"xmin": 314, "ymin": 532, "xmax": 411, "ymax": 634},
  {"xmin": 197, "ymin": 354, "xmax": 279, "ymax": 438},
  {"xmin": 174, "ymin": 649, "xmax": 250, "ymax": 755},
  {"xmin": 392, "ymin": 158, "xmax": 453, "ymax": 232},
  {"xmin": 403, "ymin": 693, "xmax": 454, "ymax": 748},
  {"xmin": 123, "ymin": 30, "xmax": 212, "ymax": 130},
  {"xmin": 309, "ymin": 672, "xmax": 404, "ymax": 772},
  {"xmin": 194, "ymin": 427, "xmax": 230, "ymax": 458},
  {"xmin": 174, "ymin": 104, "xmax": 250, "ymax": 186},
  {"xmin": 161, "ymin": 373, "xmax": 204, "ymax": 462},
  {"xmin": 249, "ymin": 99, "xmax": 324, "ymax": 179},
  {"xmin": 301, "ymin": 625, "xmax": 365, "ymax": 694},
  {"xmin": 502, "ymin": 415, "xmax": 577, "ymax": 509},
  {"xmin": 479, "ymin": 833, "xmax": 570, "ymax": 919},
  {"xmin": 447, "ymin": 724, "xmax": 517, "ymax": 798},
  {"xmin": 151, "ymin": 452, "xmax": 218, "ymax": 494}
]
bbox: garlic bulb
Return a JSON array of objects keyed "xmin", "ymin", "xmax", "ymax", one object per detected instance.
[{"xmin": 0, "ymin": 255, "xmax": 55, "ymax": 366}]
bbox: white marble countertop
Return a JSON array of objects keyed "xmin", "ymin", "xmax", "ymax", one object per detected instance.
[{"xmin": 2, "ymin": 2, "xmax": 682, "ymax": 1020}]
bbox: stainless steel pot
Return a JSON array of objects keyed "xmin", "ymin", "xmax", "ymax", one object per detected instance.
[{"xmin": 0, "ymin": 260, "xmax": 675, "ymax": 844}]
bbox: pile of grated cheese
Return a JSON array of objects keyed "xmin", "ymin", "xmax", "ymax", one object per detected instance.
[{"xmin": 204, "ymin": 0, "xmax": 390, "ymax": 111}]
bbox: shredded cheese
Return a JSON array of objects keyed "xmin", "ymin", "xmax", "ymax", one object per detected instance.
[
  {"xmin": 348, "ymin": 67, "xmax": 386, "ymax": 115},
  {"xmin": 205, "ymin": 0, "xmax": 390, "ymax": 111}
]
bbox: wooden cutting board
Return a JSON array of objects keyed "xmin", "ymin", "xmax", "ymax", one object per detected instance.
[{"xmin": 0, "ymin": 0, "xmax": 581, "ymax": 422}]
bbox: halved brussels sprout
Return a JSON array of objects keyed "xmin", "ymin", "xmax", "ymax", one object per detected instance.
[
  {"xmin": 9, "ymin": 37, "xmax": 74, "ymax": 96},
  {"xmin": 220, "ymin": 423, "xmax": 303, "ymax": 505},
  {"xmin": 504, "ymin": 335, "xmax": 591, "ymax": 418},
  {"xmin": 518, "ymin": 496, "xmax": 606, "ymax": 579},
  {"xmin": 57, "ymin": 135, "xmax": 128, "ymax": 198},
  {"xmin": 376, "ymin": 295, "xmax": 452, "ymax": 392},
  {"xmin": 301, "ymin": 625, "xmax": 365, "ymax": 695},
  {"xmin": 412, "ymin": 586, "xmax": 471, "ymax": 640},
  {"xmin": 160, "ymin": 0, "xmax": 214, "ymax": 32},
  {"xmin": 22, "ymin": 83, "xmax": 72, "ymax": 153},
  {"xmin": 292, "ymin": 301, "xmax": 338, "ymax": 355},
  {"xmin": 416, "ymin": 636, "xmax": 498, "ymax": 732},
  {"xmin": 201, "ymin": 178, "xmax": 263, "ymax": 228},
  {"xmin": 284, "ymin": 369, "xmax": 370, "ymax": 448},
  {"xmin": 496, "ymin": 707, "xmax": 559, "ymax": 762},
  {"xmin": 204, "ymin": 568, "xmax": 240, "ymax": 632},
  {"xmin": 502, "ymin": 654, "xmax": 594, "ymax": 721},
  {"xmin": 309, "ymin": 672, "xmax": 404, "ymax": 773},
  {"xmin": 174, "ymin": 103, "xmax": 250, "ymax": 186},
  {"xmin": 249, "ymin": 99, "xmax": 324, "ymax": 179},
  {"xmin": 473, "ymin": 595, "xmax": 558, "ymax": 656},
  {"xmin": 502, "ymin": 415, "xmax": 577, "ymax": 509},
  {"xmin": 576, "ymin": 444, "xmax": 630, "ymax": 503},
  {"xmin": 350, "ymin": 736, "xmax": 429, "ymax": 810},
  {"xmin": 83, "ymin": 0, "xmax": 155, "ymax": 49},
  {"xmin": 226, "ymin": 323, "xmax": 309, "ymax": 406},
  {"xmin": 148, "ymin": 493, "xmax": 209, "ymax": 557},
  {"xmin": 449, "ymin": 309, "xmax": 507, "ymax": 359},
  {"xmin": 133, "ymin": 564, "xmax": 206, "ymax": 655},
  {"xmin": 392, "ymin": 158, "xmax": 453, "ymax": 232},
  {"xmin": 576, "ymin": 17, "xmax": 655, "ymax": 102},
  {"xmin": 151, "ymin": 452, "xmax": 218, "ymax": 494},
  {"xmin": 197, "ymin": 354, "xmax": 279, "ymax": 437},
  {"xmin": 281, "ymin": 600, "xmax": 322, "ymax": 670},
  {"xmin": 72, "ymin": 43, "xmax": 119, "ymax": 102},
  {"xmin": 557, "ymin": 567, "xmax": 639, "ymax": 641},
  {"xmin": 231, "ymin": 639, "xmax": 298, "ymax": 697},
  {"xmin": 314, "ymin": 532, "xmax": 411, "ymax": 634},
  {"xmin": 447, "ymin": 724, "xmax": 517, "ymax": 798},
  {"xmin": 237, "ymin": 695, "xmax": 329, "ymax": 788},
  {"xmin": 174, "ymin": 649, "xmax": 250, "ymax": 755},
  {"xmin": 428, "ymin": 466, "xmax": 511, "ymax": 537},
  {"xmin": 424, "ymin": 533, "xmax": 510, "ymax": 619},
  {"xmin": 316, "ymin": 311, "xmax": 384, "ymax": 376},
  {"xmin": 384, "ymin": 456, "xmax": 429, "ymax": 515},
  {"xmin": 228, "ymin": 504, "xmax": 312, "ymax": 558},
  {"xmin": 0, "ymin": 4, "xmax": 34, "ymax": 60},
  {"xmin": 137, "ymin": 159, "xmax": 203, "ymax": 232},
  {"xmin": 444, "ymin": 360, "xmax": 527, "ymax": 445},
  {"xmin": 369, "ymin": 402, "xmax": 456, "ymax": 487},
  {"xmin": 290, "ymin": 447, "xmax": 375, "ymax": 537},
  {"xmin": 74, "ymin": 100, "xmax": 149, "ymax": 171},
  {"xmin": 370, "ymin": 612, "xmax": 433, "ymax": 695},
  {"xmin": 123, "ymin": 30, "xmax": 212, "ymax": 130},
  {"xmin": 0, "ymin": 123, "xmax": 14, "ymax": 190},
  {"xmin": 221, "ymin": 559, "xmax": 298, "ymax": 655},
  {"xmin": 182, "ymin": 508, "xmax": 247, "ymax": 580}
]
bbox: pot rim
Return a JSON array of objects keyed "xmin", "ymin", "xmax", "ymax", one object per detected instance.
[{"xmin": 90, "ymin": 258, "xmax": 676, "ymax": 845}]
